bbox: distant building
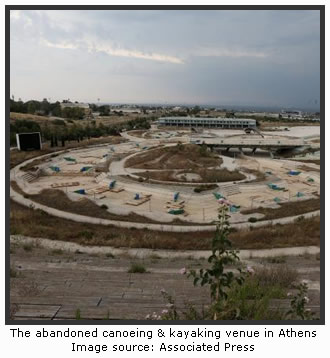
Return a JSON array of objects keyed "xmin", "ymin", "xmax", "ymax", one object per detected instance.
[
  {"xmin": 236, "ymin": 112, "xmax": 279, "ymax": 119},
  {"xmin": 157, "ymin": 117, "xmax": 256, "ymax": 129},
  {"xmin": 280, "ymin": 110, "xmax": 303, "ymax": 119}
]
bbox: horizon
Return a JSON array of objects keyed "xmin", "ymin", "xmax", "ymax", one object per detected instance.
[{"xmin": 10, "ymin": 9, "xmax": 320, "ymax": 111}]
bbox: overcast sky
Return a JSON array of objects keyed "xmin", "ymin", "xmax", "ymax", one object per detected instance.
[{"xmin": 10, "ymin": 9, "xmax": 320, "ymax": 110}]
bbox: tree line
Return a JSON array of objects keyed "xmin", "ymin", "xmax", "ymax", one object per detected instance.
[
  {"xmin": 10, "ymin": 98, "xmax": 117, "ymax": 119},
  {"xmin": 10, "ymin": 117, "xmax": 153, "ymax": 147}
]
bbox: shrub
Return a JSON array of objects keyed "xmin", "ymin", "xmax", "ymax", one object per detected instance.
[
  {"xmin": 23, "ymin": 243, "xmax": 33, "ymax": 252},
  {"xmin": 77, "ymin": 230, "xmax": 93, "ymax": 239},
  {"xmin": 254, "ymin": 265, "xmax": 298, "ymax": 288},
  {"xmin": 286, "ymin": 283, "xmax": 314, "ymax": 320},
  {"xmin": 10, "ymin": 267, "xmax": 18, "ymax": 278},
  {"xmin": 128, "ymin": 263, "xmax": 147, "ymax": 274},
  {"xmin": 75, "ymin": 308, "xmax": 81, "ymax": 320},
  {"xmin": 51, "ymin": 249, "xmax": 63, "ymax": 255},
  {"xmin": 266, "ymin": 256, "xmax": 286, "ymax": 264},
  {"xmin": 194, "ymin": 184, "xmax": 218, "ymax": 193}
]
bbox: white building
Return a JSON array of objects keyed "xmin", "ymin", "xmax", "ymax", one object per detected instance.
[{"xmin": 157, "ymin": 117, "xmax": 256, "ymax": 129}]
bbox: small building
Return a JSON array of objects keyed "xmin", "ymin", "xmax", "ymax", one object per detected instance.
[{"xmin": 157, "ymin": 117, "xmax": 256, "ymax": 129}]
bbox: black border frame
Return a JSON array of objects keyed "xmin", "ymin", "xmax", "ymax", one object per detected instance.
[{"xmin": 5, "ymin": 4, "xmax": 325, "ymax": 325}]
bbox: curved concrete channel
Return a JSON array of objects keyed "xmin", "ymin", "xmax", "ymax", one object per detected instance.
[
  {"xmin": 10, "ymin": 141, "xmax": 320, "ymax": 233},
  {"xmin": 10, "ymin": 185, "xmax": 320, "ymax": 232},
  {"xmin": 10, "ymin": 235, "xmax": 320, "ymax": 260}
]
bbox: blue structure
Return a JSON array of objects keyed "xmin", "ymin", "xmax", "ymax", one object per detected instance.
[
  {"xmin": 50, "ymin": 166, "xmax": 60, "ymax": 172},
  {"xmin": 80, "ymin": 166, "xmax": 92, "ymax": 172}
]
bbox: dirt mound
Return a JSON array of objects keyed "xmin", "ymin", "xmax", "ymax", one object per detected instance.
[{"xmin": 125, "ymin": 143, "xmax": 222, "ymax": 170}]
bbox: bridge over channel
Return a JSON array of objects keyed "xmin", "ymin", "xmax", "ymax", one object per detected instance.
[{"xmin": 191, "ymin": 137, "xmax": 306, "ymax": 153}]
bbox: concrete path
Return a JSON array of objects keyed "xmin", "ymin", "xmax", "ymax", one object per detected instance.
[
  {"xmin": 10, "ymin": 235, "xmax": 320, "ymax": 260},
  {"xmin": 10, "ymin": 184, "xmax": 320, "ymax": 232}
]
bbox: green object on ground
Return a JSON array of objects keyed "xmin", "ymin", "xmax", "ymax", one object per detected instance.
[
  {"xmin": 64, "ymin": 157, "xmax": 76, "ymax": 162},
  {"xmin": 168, "ymin": 208, "xmax": 184, "ymax": 215},
  {"xmin": 213, "ymin": 192, "xmax": 224, "ymax": 200}
]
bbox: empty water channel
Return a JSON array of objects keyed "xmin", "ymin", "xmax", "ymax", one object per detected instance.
[{"xmin": 10, "ymin": 128, "xmax": 320, "ymax": 231}]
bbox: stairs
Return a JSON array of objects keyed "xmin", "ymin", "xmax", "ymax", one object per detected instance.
[
  {"xmin": 95, "ymin": 172, "xmax": 109, "ymax": 183},
  {"xmin": 21, "ymin": 172, "xmax": 38, "ymax": 183},
  {"xmin": 218, "ymin": 184, "xmax": 241, "ymax": 196}
]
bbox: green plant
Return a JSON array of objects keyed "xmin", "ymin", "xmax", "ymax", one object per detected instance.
[
  {"xmin": 128, "ymin": 263, "xmax": 147, "ymax": 274},
  {"xmin": 10, "ymin": 267, "xmax": 18, "ymax": 278},
  {"xmin": 188, "ymin": 205, "xmax": 245, "ymax": 319},
  {"xmin": 286, "ymin": 282, "xmax": 314, "ymax": 320},
  {"xmin": 105, "ymin": 252, "xmax": 115, "ymax": 258},
  {"xmin": 78, "ymin": 230, "xmax": 93, "ymax": 239},
  {"xmin": 265, "ymin": 256, "xmax": 286, "ymax": 264},
  {"xmin": 75, "ymin": 308, "xmax": 81, "ymax": 320},
  {"xmin": 23, "ymin": 243, "xmax": 33, "ymax": 252}
]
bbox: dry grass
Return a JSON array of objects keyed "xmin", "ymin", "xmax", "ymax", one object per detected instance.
[
  {"xmin": 10, "ymin": 200, "xmax": 320, "ymax": 250},
  {"xmin": 231, "ymin": 217, "xmax": 320, "ymax": 249},
  {"xmin": 125, "ymin": 144, "xmax": 222, "ymax": 170},
  {"xmin": 10, "ymin": 136, "xmax": 124, "ymax": 168},
  {"xmin": 299, "ymin": 159, "xmax": 320, "ymax": 165},
  {"xmin": 18, "ymin": 188, "xmax": 163, "ymax": 224},
  {"xmin": 254, "ymin": 265, "xmax": 298, "ymax": 288},
  {"xmin": 10, "ymin": 181, "xmax": 204, "ymax": 226},
  {"xmin": 241, "ymin": 198, "xmax": 320, "ymax": 220},
  {"xmin": 138, "ymin": 168, "xmax": 245, "ymax": 183},
  {"xmin": 298, "ymin": 165, "xmax": 320, "ymax": 172}
]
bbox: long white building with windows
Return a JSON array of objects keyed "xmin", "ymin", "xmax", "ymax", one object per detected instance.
[{"xmin": 157, "ymin": 117, "xmax": 256, "ymax": 129}]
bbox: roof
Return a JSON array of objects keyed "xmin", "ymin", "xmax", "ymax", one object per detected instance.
[{"xmin": 158, "ymin": 117, "xmax": 256, "ymax": 122}]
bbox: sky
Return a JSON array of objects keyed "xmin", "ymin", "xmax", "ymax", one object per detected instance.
[{"xmin": 10, "ymin": 9, "xmax": 320, "ymax": 110}]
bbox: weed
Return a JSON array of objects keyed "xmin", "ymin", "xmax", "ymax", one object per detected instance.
[
  {"xmin": 51, "ymin": 249, "xmax": 63, "ymax": 255},
  {"xmin": 128, "ymin": 263, "xmax": 147, "ymax": 274},
  {"xmin": 75, "ymin": 308, "xmax": 81, "ymax": 320},
  {"xmin": 286, "ymin": 283, "xmax": 314, "ymax": 320},
  {"xmin": 266, "ymin": 256, "xmax": 286, "ymax": 264},
  {"xmin": 295, "ymin": 216, "xmax": 305, "ymax": 223},
  {"xmin": 148, "ymin": 253, "xmax": 161, "ymax": 260},
  {"xmin": 78, "ymin": 231, "xmax": 94, "ymax": 239},
  {"xmin": 23, "ymin": 243, "xmax": 33, "ymax": 252},
  {"xmin": 10, "ymin": 267, "xmax": 18, "ymax": 278},
  {"xmin": 254, "ymin": 265, "xmax": 298, "ymax": 288}
]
